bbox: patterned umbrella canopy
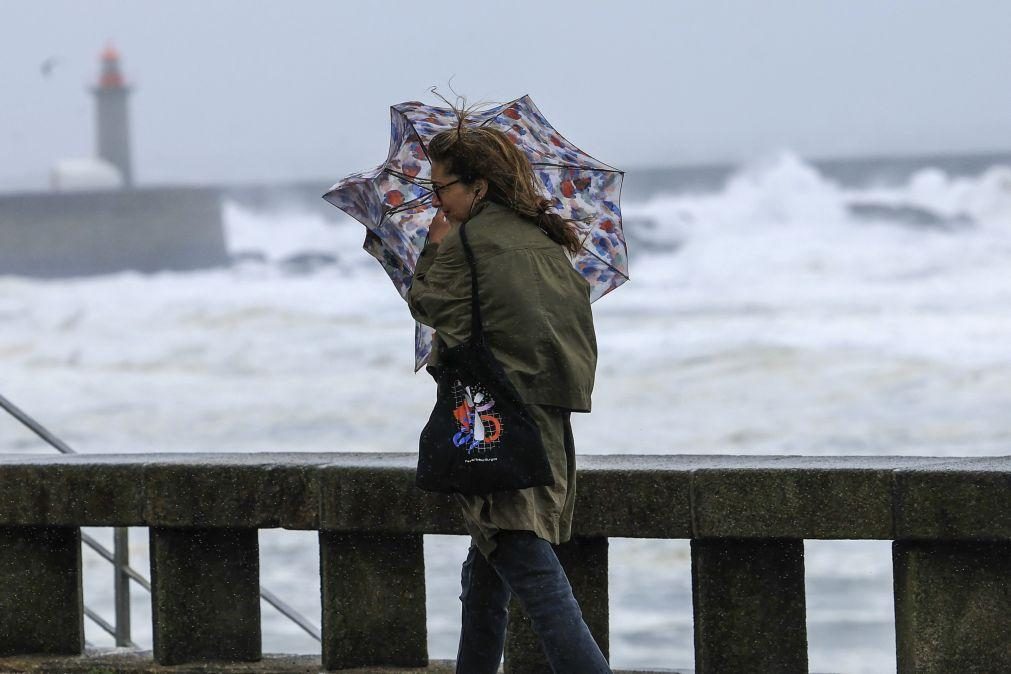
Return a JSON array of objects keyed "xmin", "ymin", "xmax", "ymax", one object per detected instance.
[{"xmin": 324, "ymin": 95, "xmax": 627, "ymax": 370}]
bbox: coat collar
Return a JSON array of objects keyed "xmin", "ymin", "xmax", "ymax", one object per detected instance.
[{"xmin": 466, "ymin": 200, "xmax": 510, "ymax": 224}]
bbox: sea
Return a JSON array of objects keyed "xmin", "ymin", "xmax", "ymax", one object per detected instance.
[{"xmin": 1, "ymin": 150, "xmax": 1009, "ymax": 672}]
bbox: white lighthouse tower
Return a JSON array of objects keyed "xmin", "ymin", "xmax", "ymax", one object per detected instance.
[{"xmin": 92, "ymin": 43, "xmax": 133, "ymax": 187}]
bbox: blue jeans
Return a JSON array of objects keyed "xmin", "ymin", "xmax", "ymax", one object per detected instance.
[{"xmin": 456, "ymin": 530, "xmax": 612, "ymax": 673}]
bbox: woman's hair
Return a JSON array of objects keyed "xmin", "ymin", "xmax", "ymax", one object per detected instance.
[{"xmin": 427, "ymin": 115, "xmax": 582, "ymax": 254}]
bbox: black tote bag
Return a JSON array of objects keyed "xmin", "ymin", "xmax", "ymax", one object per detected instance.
[{"xmin": 416, "ymin": 220, "xmax": 555, "ymax": 495}]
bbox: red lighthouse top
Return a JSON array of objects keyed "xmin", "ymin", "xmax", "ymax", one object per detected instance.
[{"xmin": 98, "ymin": 43, "xmax": 126, "ymax": 89}]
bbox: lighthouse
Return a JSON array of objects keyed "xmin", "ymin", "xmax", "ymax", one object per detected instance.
[{"xmin": 92, "ymin": 44, "xmax": 133, "ymax": 187}]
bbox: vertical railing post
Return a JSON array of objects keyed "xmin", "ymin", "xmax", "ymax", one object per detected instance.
[
  {"xmin": 893, "ymin": 540, "xmax": 1011, "ymax": 672},
  {"xmin": 892, "ymin": 458, "xmax": 1011, "ymax": 671},
  {"xmin": 0, "ymin": 526, "xmax": 84, "ymax": 655},
  {"xmin": 149, "ymin": 526, "xmax": 262, "ymax": 665},
  {"xmin": 691, "ymin": 538, "xmax": 809, "ymax": 674},
  {"xmin": 113, "ymin": 526, "xmax": 131, "ymax": 647},
  {"xmin": 319, "ymin": 531, "xmax": 428, "ymax": 670}
]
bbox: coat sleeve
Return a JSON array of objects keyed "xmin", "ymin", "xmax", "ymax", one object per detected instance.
[{"xmin": 407, "ymin": 237, "xmax": 472, "ymax": 348}]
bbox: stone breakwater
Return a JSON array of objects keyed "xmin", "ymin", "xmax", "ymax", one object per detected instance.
[{"xmin": 0, "ymin": 186, "xmax": 228, "ymax": 277}]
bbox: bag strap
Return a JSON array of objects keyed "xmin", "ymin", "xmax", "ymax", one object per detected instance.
[{"xmin": 456, "ymin": 220, "xmax": 485, "ymax": 342}]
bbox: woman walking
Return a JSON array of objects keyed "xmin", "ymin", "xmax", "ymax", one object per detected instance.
[{"xmin": 408, "ymin": 121, "xmax": 612, "ymax": 673}]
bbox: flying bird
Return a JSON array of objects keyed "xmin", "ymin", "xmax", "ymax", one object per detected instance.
[{"xmin": 40, "ymin": 57, "xmax": 61, "ymax": 78}]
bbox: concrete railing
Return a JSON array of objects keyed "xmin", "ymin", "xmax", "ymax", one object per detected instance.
[{"xmin": 0, "ymin": 453, "xmax": 1006, "ymax": 673}]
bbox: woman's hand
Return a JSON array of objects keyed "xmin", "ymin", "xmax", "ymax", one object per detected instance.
[{"xmin": 427, "ymin": 208, "xmax": 452, "ymax": 245}]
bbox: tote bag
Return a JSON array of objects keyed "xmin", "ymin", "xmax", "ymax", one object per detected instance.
[{"xmin": 416, "ymin": 220, "xmax": 554, "ymax": 495}]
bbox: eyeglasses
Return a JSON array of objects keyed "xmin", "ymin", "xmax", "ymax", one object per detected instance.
[{"xmin": 430, "ymin": 179, "xmax": 459, "ymax": 200}]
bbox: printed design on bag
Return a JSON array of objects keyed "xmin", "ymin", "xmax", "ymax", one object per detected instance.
[{"xmin": 451, "ymin": 381, "xmax": 503, "ymax": 461}]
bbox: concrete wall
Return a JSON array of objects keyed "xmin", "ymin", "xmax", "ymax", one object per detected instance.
[
  {"xmin": 0, "ymin": 186, "xmax": 228, "ymax": 277},
  {"xmin": 0, "ymin": 453, "xmax": 1006, "ymax": 672}
]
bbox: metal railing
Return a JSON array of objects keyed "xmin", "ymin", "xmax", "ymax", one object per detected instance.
[{"xmin": 0, "ymin": 392, "xmax": 322, "ymax": 646}]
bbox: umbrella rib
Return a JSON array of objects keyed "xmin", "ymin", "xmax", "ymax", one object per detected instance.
[
  {"xmin": 519, "ymin": 96, "xmax": 624, "ymax": 173},
  {"xmin": 530, "ymin": 162, "xmax": 624, "ymax": 174},
  {"xmin": 482, "ymin": 99, "xmax": 623, "ymax": 174},
  {"xmin": 399, "ymin": 96, "xmax": 529, "ymax": 162},
  {"xmin": 476, "ymin": 95, "xmax": 526, "ymax": 127},
  {"xmin": 470, "ymin": 95, "xmax": 624, "ymax": 174},
  {"xmin": 401, "ymin": 112, "xmax": 436, "ymax": 166},
  {"xmin": 385, "ymin": 168, "xmax": 431, "ymax": 187},
  {"xmin": 577, "ymin": 242, "xmax": 631, "ymax": 281},
  {"xmin": 381, "ymin": 194, "xmax": 434, "ymax": 224}
]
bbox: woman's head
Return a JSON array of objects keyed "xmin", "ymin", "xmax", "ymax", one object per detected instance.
[
  {"xmin": 428, "ymin": 151, "xmax": 485, "ymax": 227},
  {"xmin": 427, "ymin": 126, "xmax": 582, "ymax": 253}
]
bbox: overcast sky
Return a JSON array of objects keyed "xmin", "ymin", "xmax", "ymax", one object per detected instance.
[{"xmin": 2, "ymin": 1, "xmax": 1009, "ymax": 189}]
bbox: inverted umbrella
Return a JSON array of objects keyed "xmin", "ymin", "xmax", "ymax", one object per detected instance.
[{"xmin": 324, "ymin": 95, "xmax": 627, "ymax": 370}]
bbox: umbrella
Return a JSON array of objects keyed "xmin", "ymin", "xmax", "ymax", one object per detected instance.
[{"xmin": 324, "ymin": 95, "xmax": 627, "ymax": 370}]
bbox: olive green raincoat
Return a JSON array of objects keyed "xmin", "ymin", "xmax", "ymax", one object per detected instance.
[{"xmin": 408, "ymin": 201, "xmax": 597, "ymax": 557}]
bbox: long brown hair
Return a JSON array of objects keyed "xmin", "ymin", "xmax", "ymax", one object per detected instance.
[{"xmin": 426, "ymin": 110, "xmax": 582, "ymax": 254}]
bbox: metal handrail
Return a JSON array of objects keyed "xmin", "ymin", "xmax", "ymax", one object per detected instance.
[
  {"xmin": 80, "ymin": 532, "xmax": 150, "ymax": 590},
  {"xmin": 0, "ymin": 392, "xmax": 75, "ymax": 455},
  {"xmin": 0, "ymin": 392, "xmax": 322, "ymax": 644},
  {"xmin": 260, "ymin": 585, "xmax": 323, "ymax": 641},
  {"xmin": 85, "ymin": 607, "xmax": 136, "ymax": 649}
]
